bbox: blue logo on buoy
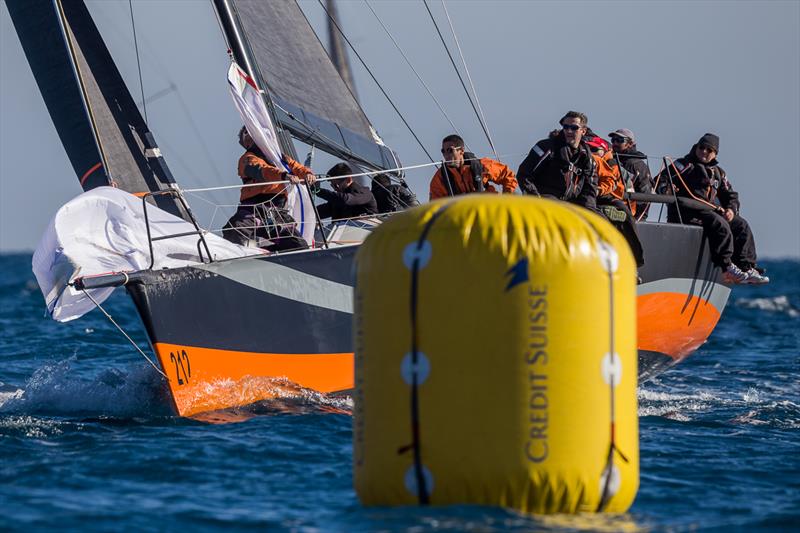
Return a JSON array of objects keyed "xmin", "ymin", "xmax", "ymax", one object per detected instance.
[{"xmin": 505, "ymin": 257, "xmax": 529, "ymax": 291}]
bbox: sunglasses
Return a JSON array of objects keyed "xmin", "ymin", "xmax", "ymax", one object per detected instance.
[
  {"xmin": 610, "ymin": 136, "xmax": 629, "ymax": 144},
  {"xmin": 697, "ymin": 144, "xmax": 716, "ymax": 152},
  {"xmin": 561, "ymin": 124, "xmax": 582, "ymax": 132},
  {"xmin": 441, "ymin": 147, "xmax": 463, "ymax": 154}
]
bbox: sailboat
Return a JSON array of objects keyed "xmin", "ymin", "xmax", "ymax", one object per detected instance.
[{"xmin": 7, "ymin": 0, "xmax": 730, "ymax": 417}]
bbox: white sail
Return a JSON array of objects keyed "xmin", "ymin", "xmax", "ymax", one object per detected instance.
[{"xmin": 32, "ymin": 187, "xmax": 255, "ymax": 322}]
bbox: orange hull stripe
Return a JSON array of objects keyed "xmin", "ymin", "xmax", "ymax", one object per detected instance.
[
  {"xmin": 153, "ymin": 291, "xmax": 721, "ymax": 417},
  {"xmin": 153, "ymin": 342, "xmax": 353, "ymax": 417},
  {"xmin": 637, "ymin": 292, "xmax": 722, "ymax": 361}
]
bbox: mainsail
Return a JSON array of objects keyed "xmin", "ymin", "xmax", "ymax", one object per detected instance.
[
  {"xmin": 6, "ymin": 0, "xmax": 185, "ymax": 218},
  {"xmin": 221, "ymin": 0, "xmax": 400, "ymax": 172}
]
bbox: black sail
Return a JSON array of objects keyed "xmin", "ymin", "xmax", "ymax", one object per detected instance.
[
  {"xmin": 228, "ymin": 0, "xmax": 399, "ymax": 171},
  {"xmin": 6, "ymin": 0, "xmax": 184, "ymax": 217}
]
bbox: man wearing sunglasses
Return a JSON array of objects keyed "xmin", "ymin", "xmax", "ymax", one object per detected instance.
[
  {"xmin": 429, "ymin": 134, "xmax": 517, "ymax": 200},
  {"xmin": 658, "ymin": 133, "xmax": 767, "ymax": 284},
  {"xmin": 608, "ymin": 129, "xmax": 653, "ymax": 207},
  {"xmin": 517, "ymin": 111, "xmax": 597, "ymax": 211}
]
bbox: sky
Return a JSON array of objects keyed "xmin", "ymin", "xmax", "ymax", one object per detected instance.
[{"xmin": 1, "ymin": 0, "xmax": 798, "ymax": 257}]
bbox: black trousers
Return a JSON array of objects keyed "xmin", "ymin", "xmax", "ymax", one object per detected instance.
[
  {"xmin": 598, "ymin": 197, "xmax": 645, "ymax": 267},
  {"xmin": 680, "ymin": 208, "xmax": 757, "ymax": 269}
]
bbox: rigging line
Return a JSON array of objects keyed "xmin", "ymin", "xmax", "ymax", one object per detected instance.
[
  {"xmin": 364, "ymin": 0, "xmax": 465, "ymax": 143},
  {"xmin": 128, "ymin": 0, "xmax": 148, "ymax": 124},
  {"xmin": 179, "ymin": 153, "xmax": 524, "ymax": 195},
  {"xmin": 422, "ymin": 0, "xmax": 494, "ymax": 157},
  {"xmin": 80, "ymin": 287, "xmax": 168, "ymax": 379},
  {"xmin": 440, "ymin": 0, "xmax": 497, "ymax": 159},
  {"xmin": 315, "ymin": 0, "xmax": 434, "ymax": 163}
]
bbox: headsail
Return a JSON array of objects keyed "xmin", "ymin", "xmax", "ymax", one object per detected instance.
[
  {"xmin": 6, "ymin": 0, "xmax": 185, "ymax": 218},
  {"xmin": 222, "ymin": 0, "xmax": 400, "ymax": 172}
]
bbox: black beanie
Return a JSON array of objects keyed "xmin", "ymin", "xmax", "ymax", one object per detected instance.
[{"xmin": 698, "ymin": 133, "xmax": 720, "ymax": 153}]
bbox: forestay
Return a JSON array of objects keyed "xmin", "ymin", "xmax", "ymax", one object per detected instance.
[{"xmin": 32, "ymin": 187, "xmax": 256, "ymax": 323}]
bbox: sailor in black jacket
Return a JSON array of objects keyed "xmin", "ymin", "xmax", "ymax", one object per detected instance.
[
  {"xmin": 517, "ymin": 111, "xmax": 597, "ymax": 211},
  {"xmin": 658, "ymin": 133, "xmax": 766, "ymax": 284},
  {"xmin": 316, "ymin": 162, "xmax": 378, "ymax": 220},
  {"xmin": 609, "ymin": 128, "xmax": 653, "ymax": 215}
]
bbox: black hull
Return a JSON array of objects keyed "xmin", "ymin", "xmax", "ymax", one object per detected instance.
[{"xmin": 121, "ymin": 222, "xmax": 728, "ymax": 415}]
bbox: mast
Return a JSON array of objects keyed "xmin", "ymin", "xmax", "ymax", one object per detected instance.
[
  {"xmin": 212, "ymin": 0, "xmax": 298, "ymax": 159},
  {"xmin": 326, "ymin": 0, "xmax": 358, "ymax": 102}
]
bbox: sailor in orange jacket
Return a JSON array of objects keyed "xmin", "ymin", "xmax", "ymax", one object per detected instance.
[
  {"xmin": 429, "ymin": 134, "xmax": 517, "ymax": 200},
  {"xmin": 237, "ymin": 126, "xmax": 315, "ymax": 203},
  {"xmin": 222, "ymin": 127, "xmax": 316, "ymax": 251},
  {"xmin": 586, "ymin": 135, "xmax": 645, "ymax": 268}
]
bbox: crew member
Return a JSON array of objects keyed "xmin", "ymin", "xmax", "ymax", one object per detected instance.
[
  {"xmin": 316, "ymin": 162, "xmax": 378, "ymax": 220},
  {"xmin": 586, "ymin": 135, "xmax": 645, "ymax": 267},
  {"xmin": 429, "ymin": 134, "xmax": 517, "ymax": 200},
  {"xmin": 608, "ymin": 128, "xmax": 652, "ymax": 195},
  {"xmin": 658, "ymin": 133, "xmax": 767, "ymax": 284},
  {"xmin": 222, "ymin": 126, "xmax": 315, "ymax": 251},
  {"xmin": 371, "ymin": 173, "xmax": 418, "ymax": 213},
  {"xmin": 517, "ymin": 111, "xmax": 597, "ymax": 211}
]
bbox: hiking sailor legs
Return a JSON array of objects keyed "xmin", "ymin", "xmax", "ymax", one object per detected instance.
[
  {"xmin": 517, "ymin": 111, "xmax": 598, "ymax": 211},
  {"xmin": 429, "ymin": 134, "xmax": 517, "ymax": 200}
]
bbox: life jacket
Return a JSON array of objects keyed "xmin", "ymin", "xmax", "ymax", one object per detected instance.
[
  {"xmin": 557, "ymin": 143, "xmax": 594, "ymax": 201},
  {"xmin": 441, "ymin": 152, "xmax": 485, "ymax": 196}
]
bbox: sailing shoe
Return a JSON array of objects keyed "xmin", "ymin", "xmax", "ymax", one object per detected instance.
[
  {"xmin": 743, "ymin": 268, "xmax": 770, "ymax": 285},
  {"xmin": 722, "ymin": 264, "xmax": 749, "ymax": 284}
]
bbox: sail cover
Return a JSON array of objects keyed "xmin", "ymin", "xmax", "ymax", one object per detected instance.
[
  {"xmin": 229, "ymin": 0, "xmax": 398, "ymax": 171},
  {"xmin": 6, "ymin": 0, "xmax": 184, "ymax": 217},
  {"xmin": 227, "ymin": 62, "xmax": 316, "ymax": 246}
]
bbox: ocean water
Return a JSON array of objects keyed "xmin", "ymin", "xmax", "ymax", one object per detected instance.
[{"xmin": 0, "ymin": 253, "xmax": 797, "ymax": 531}]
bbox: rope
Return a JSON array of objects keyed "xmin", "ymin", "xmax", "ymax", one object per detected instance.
[
  {"xmin": 128, "ymin": 0, "xmax": 148, "ymax": 124},
  {"xmin": 665, "ymin": 157, "xmax": 722, "ymax": 212},
  {"xmin": 316, "ymin": 0, "xmax": 435, "ymax": 163},
  {"xmin": 81, "ymin": 288, "xmax": 168, "ymax": 379},
  {"xmin": 422, "ymin": 0, "xmax": 495, "ymax": 156},
  {"xmin": 365, "ymin": 0, "xmax": 465, "ymax": 143},
  {"xmin": 440, "ymin": 0, "xmax": 498, "ymax": 159}
]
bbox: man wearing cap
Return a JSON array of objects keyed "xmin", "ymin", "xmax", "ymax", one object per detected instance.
[
  {"xmin": 658, "ymin": 133, "xmax": 767, "ymax": 284},
  {"xmin": 517, "ymin": 111, "xmax": 597, "ymax": 210},
  {"xmin": 609, "ymin": 128, "xmax": 653, "ymax": 214},
  {"xmin": 585, "ymin": 134, "xmax": 645, "ymax": 267}
]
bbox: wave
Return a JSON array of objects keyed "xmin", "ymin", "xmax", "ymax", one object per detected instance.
[
  {"xmin": 638, "ymin": 385, "xmax": 800, "ymax": 428},
  {"xmin": 735, "ymin": 295, "xmax": 800, "ymax": 317},
  {"xmin": 0, "ymin": 357, "xmax": 173, "ymax": 419},
  {"xmin": 0, "ymin": 358, "xmax": 353, "ymax": 423}
]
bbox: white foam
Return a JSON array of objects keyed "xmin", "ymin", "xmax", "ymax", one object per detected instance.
[{"xmin": 735, "ymin": 295, "xmax": 800, "ymax": 317}]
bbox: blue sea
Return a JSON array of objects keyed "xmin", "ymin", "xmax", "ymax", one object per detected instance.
[{"xmin": 1, "ymin": 253, "xmax": 797, "ymax": 531}]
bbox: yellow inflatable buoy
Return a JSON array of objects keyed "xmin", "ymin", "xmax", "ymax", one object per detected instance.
[{"xmin": 353, "ymin": 195, "xmax": 638, "ymax": 514}]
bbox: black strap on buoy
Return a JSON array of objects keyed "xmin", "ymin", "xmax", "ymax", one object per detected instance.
[{"xmin": 406, "ymin": 203, "xmax": 451, "ymax": 505}]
